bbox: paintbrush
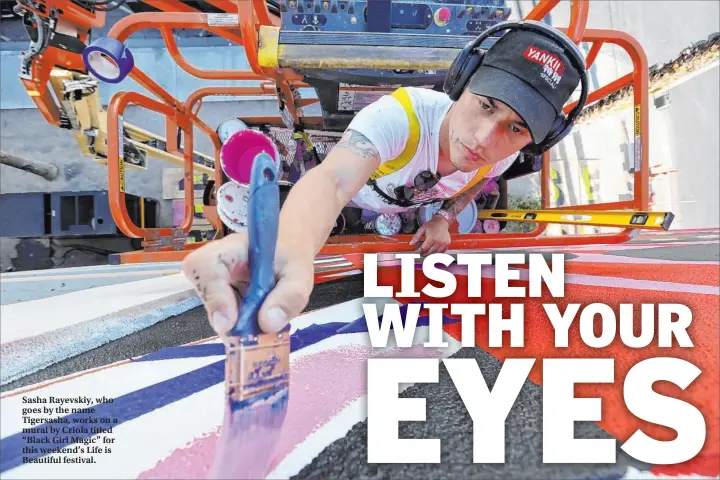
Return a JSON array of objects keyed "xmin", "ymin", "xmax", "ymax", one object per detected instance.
[{"xmin": 209, "ymin": 149, "xmax": 290, "ymax": 480}]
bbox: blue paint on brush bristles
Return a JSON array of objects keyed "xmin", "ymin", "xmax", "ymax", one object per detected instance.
[{"xmin": 208, "ymin": 145, "xmax": 290, "ymax": 480}]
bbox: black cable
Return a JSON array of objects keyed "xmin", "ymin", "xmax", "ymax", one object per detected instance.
[
  {"xmin": 266, "ymin": 0, "xmax": 280, "ymax": 16},
  {"xmin": 51, "ymin": 240, "xmax": 121, "ymax": 256},
  {"xmin": 49, "ymin": 239, "xmax": 123, "ymax": 267}
]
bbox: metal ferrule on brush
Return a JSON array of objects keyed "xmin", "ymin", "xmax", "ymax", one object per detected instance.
[{"xmin": 226, "ymin": 330, "xmax": 290, "ymax": 403}]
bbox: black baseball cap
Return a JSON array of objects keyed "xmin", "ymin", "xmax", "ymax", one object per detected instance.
[{"xmin": 467, "ymin": 26, "xmax": 584, "ymax": 144}]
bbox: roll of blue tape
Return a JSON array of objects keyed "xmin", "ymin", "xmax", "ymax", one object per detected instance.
[{"xmin": 82, "ymin": 37, "xmax": 134, "ymax": 84}]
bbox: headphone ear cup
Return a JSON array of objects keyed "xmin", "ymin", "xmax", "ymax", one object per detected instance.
[
  {"xmin": 521, "ymin": 113, "xmax": 572, "ymax": 156},
  {"xmin": 444, "ymin": 49, "xmax": 484, "ymax": 101},
  {"xmin": 520, "ymin": 142, "xmax": 544, "ymax": 157},
  {"xmin": 543, "ymin": 115, "xmax": 573, "ymax": 151},
  {"xmin": 443, "ymin": 46, "xmax": 471, "ymax": 99},
  {"xmin": 521, "ymin": 115, "xmax": 569, "ymax": 156}
]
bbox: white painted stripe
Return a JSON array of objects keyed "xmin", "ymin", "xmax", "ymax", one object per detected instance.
[
  {"xmin": 0, "ymin": 269, "xmax": 180, "ymax": 284},
  {"xmin": 441, "ymin": 265, "xmax": 720, "ymax": 296},
  {"xmin": 554, "ymin": 272, "xmax": 719, "ymax": 295},
  {"xmin": 0, "ymin": 262, "xmax": 181, "ymax": 279},
  {"xmin": 1, "ymin": 292, "xmax": 203, "ymax": 385},
  {"xmin": 313, "ymin": 257, "xmax": 347, "ymax": 265},
  {"xmin": 456, "ymin": 240, "xmax": 719, "ymax": 253},
  {"xmin": 0, "ymin": 274, "xmax": 193, "ymax": 344},
  {"xmin": 314, "ymin": 262, "xmax": 354, "ymax": 272},
  {"xmin": 621, "ymin": 240, "xmax": 719, "ymax": 248},
  {"xmin": 317, "ymin": 269, "xmax": 362, "ymax": 279}
]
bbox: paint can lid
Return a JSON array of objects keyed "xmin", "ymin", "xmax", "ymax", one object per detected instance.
[{"xmin": 216, "ymin": 182, "xmax": 250, "ymax": 232}]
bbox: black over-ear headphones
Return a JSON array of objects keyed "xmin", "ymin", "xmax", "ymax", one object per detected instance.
[{"xmin": 443, "ymin": 20, "xmax": 589, "ymax": 156}]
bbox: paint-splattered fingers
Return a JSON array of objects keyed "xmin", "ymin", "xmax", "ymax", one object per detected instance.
[{"xmin": 182, "ymin": 233, "xmax": 251, "ymax": 335}]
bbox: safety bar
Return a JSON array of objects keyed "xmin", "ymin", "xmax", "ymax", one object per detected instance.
[
  {"xmin": 525, "ymin": 0, "xmax": 589, "ymax": 44},
  {"xmin": 160, "ymin": 28, "xmax": 265, "ymax": 81},
  {"xmin": 556, "ymin": 27, "xmax": 650, "ymax": 212},
  {"xmin": 140, "ymin": 0, "xmax": 245, "ymax": 45},
  {"xmin": 106, "ymin": 11, "xmax": 306, "ymax": 120},
  {"xmin": 105, "ymin": 84, "xmax": 284, "ymax": 242},
  {"xmin": 101, "ymin": 11, "xmax": 306, "ymax": 247},
  {"xmin": 107, "ymin": 84, "xmax": 293, "ymax": 263},
  {"xmin": 107, "ymin": 13, "xmax": 264, "ymax": 83},
  {"xmin": 106, "ymin": 91, "xmax": 195, "ymax": 239},
  {"xmin": 183, "ymin": 86, "xmax": 281, "ymax": 233}
]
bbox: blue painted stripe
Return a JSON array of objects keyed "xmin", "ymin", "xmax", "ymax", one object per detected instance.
[{"xmin": 1, "ymin": 304, "xmax": 458, "ymax": 473}]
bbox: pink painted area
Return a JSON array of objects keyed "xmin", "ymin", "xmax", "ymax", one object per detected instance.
[
  {"xmin": 567, "ymin": 253, "xmax": 717, "ymax": 265},
  {"xmin": 138, "ymin": 344, "xmax": 445, "ymax": 479},
  {"xmin": 209, "ymin": 395, "xmax": 289, "ymax": 480},
  {"xmin": 611, "ymin": 240, "xmax": 718, "ymax": 248},
  {"xmin": 664, "ymin": 227, "xmax": 719, "ymax": 233},
  {"xmin": 439, "ymin": 262, "xmax": 719, "ymax": 295}
]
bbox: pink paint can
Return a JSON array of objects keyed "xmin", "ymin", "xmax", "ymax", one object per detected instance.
[{"xmin": 220, "ymin": 129, "xmax": 279, "ymax": 185}]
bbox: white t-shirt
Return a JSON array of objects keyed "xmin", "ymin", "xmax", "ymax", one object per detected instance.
[{"xmin": 346, "ymin": 87, "xmax": 518, "ymax": 214}]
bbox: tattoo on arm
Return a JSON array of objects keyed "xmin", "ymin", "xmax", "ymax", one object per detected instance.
[
  {"xmin": 335, "ymin": 129, "xmax": 380, "ymax": 160},
  {"xmin": 441, "ymin": 179, "xmax": 488, "ymax": 217}
]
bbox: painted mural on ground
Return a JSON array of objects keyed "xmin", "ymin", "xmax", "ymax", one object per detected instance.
[
  {"xmin": 0, "ymin": 230, "xmax": 717, "ymax": 479},
  {"xmin": 0, "ymin": 299, "xmax": 462, "ymax": 479}
]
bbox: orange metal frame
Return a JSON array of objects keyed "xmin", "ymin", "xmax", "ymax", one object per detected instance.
[
  {"xmin": 19, "ymin": 0, "xmax": 105, "ymax": 126},
  {"xmin": 20, "ymin": 0, "xmax": 652, "ymax": 265},
  {"xmin": 100, "ymin": 7, "xmax": 307, "ymax": 262}
]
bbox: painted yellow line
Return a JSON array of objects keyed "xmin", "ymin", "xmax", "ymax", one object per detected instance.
[{"xmin": 0, "ymin": 269, "xmax": 181, "ymax": 283}]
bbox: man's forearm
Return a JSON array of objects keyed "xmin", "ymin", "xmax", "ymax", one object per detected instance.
[
  {"xmin": 438, "ymin": 178, "xmax": 488, "ymax": 220},
  {"xmin": 275, "ymin": 167, "xmax": 346, "ymax": 264},
  {"xmin": 273, "ymin": 129, "xmax": 381, "ymax": 264}
]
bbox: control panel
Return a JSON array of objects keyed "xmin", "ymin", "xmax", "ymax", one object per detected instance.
[
  {"xmin": 280, "ymin": 0, "xmax": 511, "ymax": 36},
  {"xmin": 277, "ymin": 0, "xmax": 512, "ymax": 131}
]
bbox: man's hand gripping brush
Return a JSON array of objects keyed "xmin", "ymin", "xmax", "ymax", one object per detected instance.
[{"xmin": 206, "ymin": 140, "xmax": 289, "ymax": 480}]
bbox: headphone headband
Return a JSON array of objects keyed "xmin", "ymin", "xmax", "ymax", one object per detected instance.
[{"xmin": 444, "ymin": 20, "xmax": 590, "ymax": 155}]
